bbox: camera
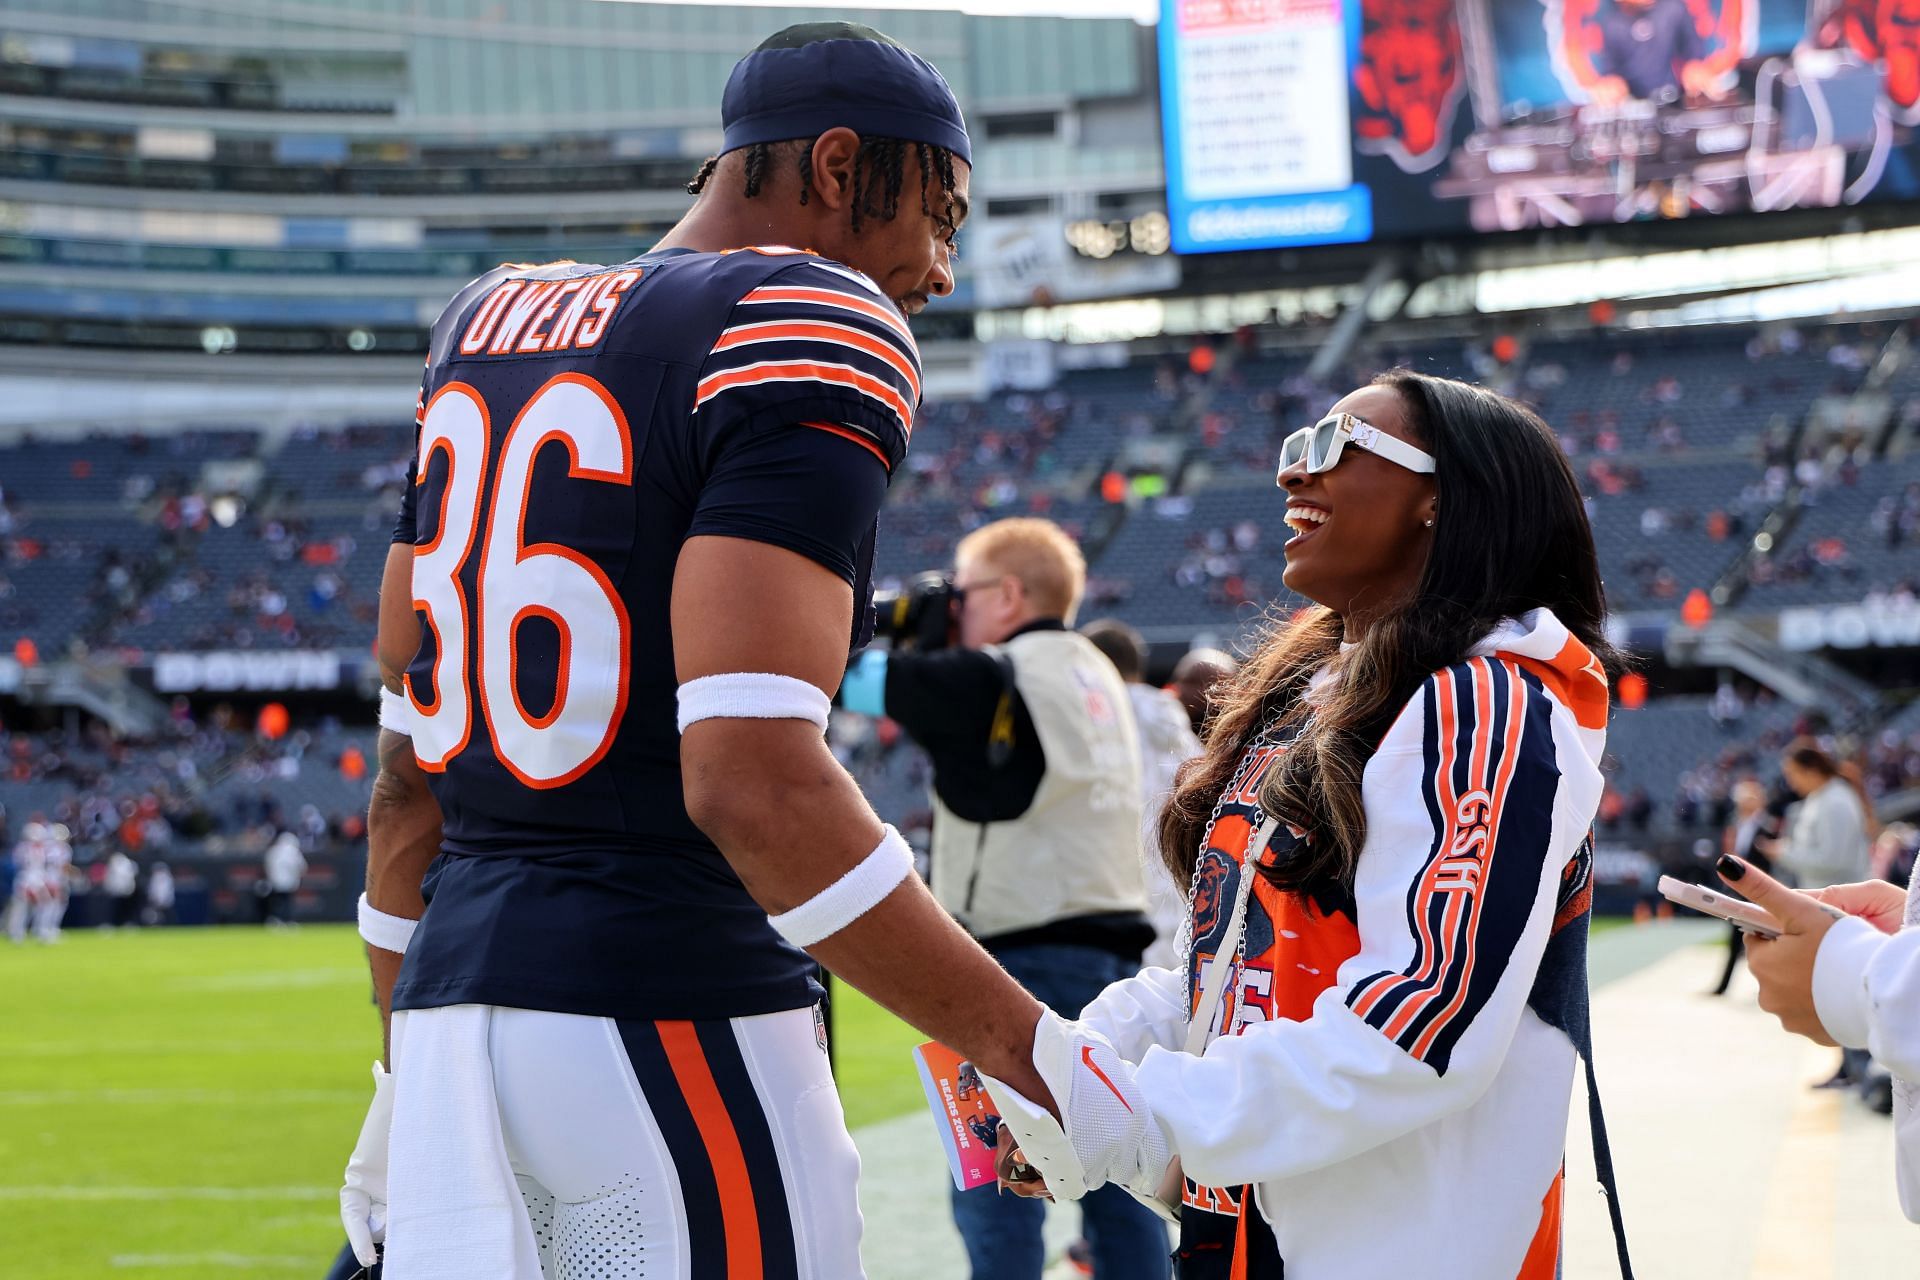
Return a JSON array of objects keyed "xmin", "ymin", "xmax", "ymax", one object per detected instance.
[{"xmin": 870, "ymin": 571, "xmax": 957, "ymax": 651}]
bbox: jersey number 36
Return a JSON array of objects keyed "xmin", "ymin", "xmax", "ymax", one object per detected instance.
[{"xmin": 407, "ymin": 373, "xmax": 632, "ymax": 788}]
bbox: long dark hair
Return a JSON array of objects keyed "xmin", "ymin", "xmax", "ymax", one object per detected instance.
[{"xmin": 1158, "ymin": 370, "xmax": 1623, "ymax": 894}]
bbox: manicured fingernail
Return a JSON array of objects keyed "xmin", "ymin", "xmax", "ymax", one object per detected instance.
[{"xmin": 1718, "ymin": 855, "xmax": 1746, "ymax": 880}]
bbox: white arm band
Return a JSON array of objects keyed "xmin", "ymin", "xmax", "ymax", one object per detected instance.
[
  {"xmin": 357, "ymin": 892, "xmax": 419, "ymax": 955},
  {"xmin": 676, "ymin": 672, "xmax": 831, "ymax": 734},
  {"xmin": 378, "ymin": 687, "xmax": 413, "ymax": 736},
  {"xmin": 767, "ymin": 825, "xmax": 914, "ymax": 948}
]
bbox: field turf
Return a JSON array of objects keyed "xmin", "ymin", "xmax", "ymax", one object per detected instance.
[
  {"xmin": 3, "ymin": 919, "xmax": 1642, "ymax": 1277},
  {"xmin": 0, "ymin": 925, "xmax": 926, "ymax": 1280}
]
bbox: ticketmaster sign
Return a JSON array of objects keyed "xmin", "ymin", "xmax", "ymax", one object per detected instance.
[{"xmin": 1778, "ymin": 598, "xmax": 1920, "ymax": 652}]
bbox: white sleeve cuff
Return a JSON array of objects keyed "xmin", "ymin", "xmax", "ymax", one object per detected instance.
[
  {"xmin": 357, "ymin": 893, "xmax": 419, "ymax": 955},
  {"xmin": 1813, "ymin": 915, "xmax": 1883, "ymax": 1050},
  {"xmin": 676, "ymin": 672, "xmax": 830, "ymax": 734},
  {"xmin": 378, "ymin": 687, "xmax": 413, "ymax": 736},
  {"xmin": 766, "ymin": 825, "xmax": 913, "ymax": 947},
  {"xmin": 1077, "ymin": 966, "xmax": 1192, "ymax": 1067}
]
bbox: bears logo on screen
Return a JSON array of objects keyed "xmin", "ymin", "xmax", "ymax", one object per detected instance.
[
  {"xmin": 1354, "ymin": 0, "xmax": 1467, "ymax": 172},
  {"xmin": 1819, "ymin": 0, "xmax": 1920, "ymax": 119}
]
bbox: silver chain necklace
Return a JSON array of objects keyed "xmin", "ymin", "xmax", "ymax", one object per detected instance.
[{"xmin": 1175, "ymin": 712, "xmax": 1291, "ymax": 1006}]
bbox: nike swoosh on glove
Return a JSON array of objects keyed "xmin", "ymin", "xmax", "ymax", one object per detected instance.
[
  {"xmin": 981, "ymin": 1012, "xmax": 1172, "ymax": 1202},
  {"xmin": 340, "ymin": 1061, "xmax": 394, "ymax": 1267}
]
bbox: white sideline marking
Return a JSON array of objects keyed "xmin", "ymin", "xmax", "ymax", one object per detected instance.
[
  {"xmin": 0, "ymin": 1089, "xmax": 362, "ymax": 1105},
  {"xmin": 0, "ymin": 1186, "xmax": 331, "ymax": 1201},
  {"xmin": 170, "ymin": 967, "xmax": 362, "ymax": 992},
  {"xmin": 112, "ymin": 1254, "xmax": 312, "ymax": 1269}
]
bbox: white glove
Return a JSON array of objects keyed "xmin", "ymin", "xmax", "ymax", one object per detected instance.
[
  {"xmin": 981, "ymin": 1012, "xmax": 1172, "ymax": 1202},
  {"xmin": 340, "ymin": 1061, "xmax": 394, "ymax": 1268}
]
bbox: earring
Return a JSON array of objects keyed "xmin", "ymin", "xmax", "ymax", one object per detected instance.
[{"xmin": 1423, "ymin": 517, "xmax": 1435, "ymax": 528}]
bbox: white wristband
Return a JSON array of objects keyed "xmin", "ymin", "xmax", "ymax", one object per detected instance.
[
  {"xmin": 676, "ymin": 672, "xmax": 830, "ymax": 734},
  {"xmin": 378, "ymin": 687, "xmax": 413, "ymax": 736},
  {"xmin": 767, "ymin": 825, "xmax": 914, "ymax": 948},
  {"xmin": 357, "ymin": 893, "xmax": 419, "ymax": 955}
]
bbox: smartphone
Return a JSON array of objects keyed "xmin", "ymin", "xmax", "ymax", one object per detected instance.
[{"xmin": 1656, "ymin": 875, "xmax": 1846, "ymax": 938}]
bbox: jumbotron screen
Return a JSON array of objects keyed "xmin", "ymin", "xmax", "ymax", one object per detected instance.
[{"xmin": 1158, "ymin": 0, "xmax": 1920, "ymax": 254}]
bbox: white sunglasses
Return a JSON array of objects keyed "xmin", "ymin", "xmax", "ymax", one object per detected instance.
[{"xmin": 1276, "ymin": 413, "xmax": 1437, "ymax": 485}]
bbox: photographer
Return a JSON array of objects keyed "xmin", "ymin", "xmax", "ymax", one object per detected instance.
[{"xmin": 841, "ymin": 517, "xmax": 1167, "ymax": 1280}]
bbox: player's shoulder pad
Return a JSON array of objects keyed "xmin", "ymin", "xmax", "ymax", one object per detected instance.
[{"xmin": 688, "ymin": 249, "xmax": 921, "ymax": 472}]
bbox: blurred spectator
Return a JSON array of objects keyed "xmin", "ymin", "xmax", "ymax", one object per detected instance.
[
  {"xmin": 1709, "ymin": 779, "xmax": 1780, "ymax": 996},
  {"xmin": 1762, "ymin": 740, "xmax": 1874, "ymax": 1089},
  {"xmin": 1710, "ymin": 683, "xmax": 1746, "ymax": 728},
  {"xmin": 103, "ymin": 849, "xmax": 140, "ymax": 929},
  {"xmin": 144, "ymin": 861, "xmax": 174, "ymax": 926},
  {"xmin": 1171, "ymin": 647, "xmax": 1238, "ymax": 739},
  {"xmin": 1081, "ymin": 618, "xmax": 1204, "ymax": 970},
  {"xmin": 261, "ymin": 830, "xmax": 307, "ymax": 927}
]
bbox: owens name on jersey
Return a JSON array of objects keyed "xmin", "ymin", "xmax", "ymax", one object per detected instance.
[{"xmin": 390, "ymin": 247, "xmax": 917, "ymax": 1022}]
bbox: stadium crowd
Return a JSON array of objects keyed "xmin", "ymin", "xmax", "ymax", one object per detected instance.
[
  {"xmin": 0, "ymin": 704, "xmax": 373, "ymax": 859},
  {"xmin": 0, "ymin": 318, "xmax": 1915, "ymax": 660},
  {"xmin": 1, "ymin": 315, "xmax": 1917, "ymax": 924}
]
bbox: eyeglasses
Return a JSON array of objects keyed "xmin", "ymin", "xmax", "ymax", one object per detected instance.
[
  {"xmin": 950, "ymin": 574, "xmax": 1007, "ymax": 602},
  {"xmin": 1276, "ymin": 412, "xmax": 1437, "ymax": 486}
]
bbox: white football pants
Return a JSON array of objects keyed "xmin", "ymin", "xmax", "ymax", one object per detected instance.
[{"xmin": 385, "ymin": 1003, "xmax": 865, "ymax": 1280}]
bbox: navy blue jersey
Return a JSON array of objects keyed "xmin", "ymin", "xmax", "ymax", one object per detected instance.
[{"xmin": 391, "ymin": 247, "xmax": 917, "ymax": 1021}]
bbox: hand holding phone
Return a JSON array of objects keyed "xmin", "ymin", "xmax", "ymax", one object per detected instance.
[{"xmin": 1657, "ymin": 875, "xmax": 1845, "ymax": 938}]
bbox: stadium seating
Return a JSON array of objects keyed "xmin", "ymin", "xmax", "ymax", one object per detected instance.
[
  {"xmin": 3, "ymin": 316, "xmax": 1915, "ymax": 851},
  {"xmin": 1742, "ymin": 455, "xmax": 1920, "ymax": 607},
  {"xmin": 2, "ymin": 321, "xmax": 1912, "ymax": 657},
  {"xmin": 1091, "ymin": 485, "xmax": 1298, "ymax": 632},
  {"xmin": 0, "ymin": 718, "xmax": 376, "ymax": 852},
  {"xmin": 1598, "ymin": 694, "xmax": 1816, "ymax": 834}
]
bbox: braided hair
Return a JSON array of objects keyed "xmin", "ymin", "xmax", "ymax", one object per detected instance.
[{"xmin": 685, "ymin": 136, "xmax": 961, "ymax": 238}]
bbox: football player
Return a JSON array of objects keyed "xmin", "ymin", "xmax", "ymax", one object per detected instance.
[
  {"xmin": 33, "ymin": 821, "xmax": 70, "ymax": 943},
  {"xmin": 4, "ymin": 819, "xmax": 47, "ymax": 944},
  {"xmin": 340, "ymin": 24, "xmax": 1067, "ymax": 1280}
]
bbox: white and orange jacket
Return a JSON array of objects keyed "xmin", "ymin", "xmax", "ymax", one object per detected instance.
[{"xmin": 1079, "ymin": 609, "xmax": 1612, "ymax": 1280}]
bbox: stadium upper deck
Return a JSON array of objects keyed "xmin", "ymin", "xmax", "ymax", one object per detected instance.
[
  {"xmin": 3, "ymin": 0, "xmax": 1918, "ymax": 855},
  {"xmin": 0, "ymin": 0, "xmax": 1161, "ymax": 354}
]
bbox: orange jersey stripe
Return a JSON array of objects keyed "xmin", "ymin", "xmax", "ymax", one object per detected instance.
[
  {"xmin": 713, "ymin": 320, "xmax": 922, "ymax": 400},
  {"xmin": 799, "ymin": 420, "xmax": 891, "ymax": 469},
  {"xmin": 1406, "ymin": 663, "xmax": 1532, "ymax": 1058},
  {"xmin": 657, "ymin": 1020, "xmax": 764, "ymax": 1280},
  {"xmin": 1228, "ymin": 1193, "xmax": 1252, "ymax": 1280},
  {"xmin": 696, "ymin": 360, "xmax": 914, "ymax": 436},
  {"xmin": 1351, "ymin": 664, "xmax": 1464, "ymax": 1020},
  {"xmin": 1386, "ymin": 660, "xmax": 1510, "ymax": 1046},
  {"xmin": 739, "ymin": 285, "xmax": 916, "ymax": 348},
  {"xmin": 1384, "ymin": 659, "xmax": 1496, "ymax": 1040}
]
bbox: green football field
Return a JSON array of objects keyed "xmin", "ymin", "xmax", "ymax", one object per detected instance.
[
  {"xmin": 4, "ymin": 919, "xmax": 1643, "ymax": 1278},
  {"xmin": 0, "ymin": 925, "xmax": 927, "ymax": 1280}
]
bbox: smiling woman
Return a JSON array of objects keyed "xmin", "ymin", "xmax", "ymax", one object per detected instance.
[
  {"xmin": 1167, "ymin": 370, "xmax": 1616, "ymax": 892},
  {"xmin": 990, "ymin": 370, "xmax": 1635, "ymax": 1280}
]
